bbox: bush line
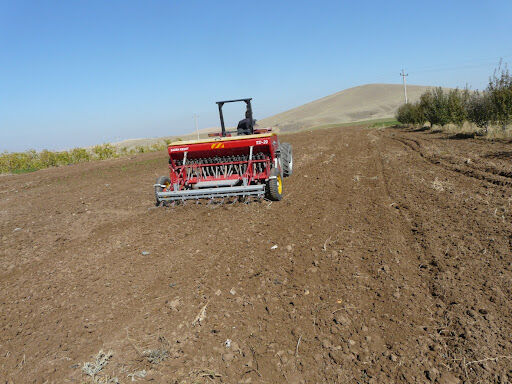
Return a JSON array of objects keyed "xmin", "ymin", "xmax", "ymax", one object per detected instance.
[
  {"xmin": 0, "ymin": 139, "xmax": 175, "ymax": 174},
  {"xmin": 396, "ymin": 60, "xmax": 512, "ymax": 137}
]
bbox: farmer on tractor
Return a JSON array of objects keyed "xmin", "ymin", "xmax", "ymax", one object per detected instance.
[{"xmin": 237, "ymin": 109, "xmax": 256, "ymax": 135}]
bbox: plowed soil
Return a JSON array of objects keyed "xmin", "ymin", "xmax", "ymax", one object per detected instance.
[{"xmin": 1, "ymin": 126, "xmax": 511, "ymax": 383}]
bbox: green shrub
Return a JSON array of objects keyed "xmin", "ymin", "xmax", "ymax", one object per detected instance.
[
  {"xmin": 467, "ymin": 91, "xmax": 492, "ymax": 130},
  {"xmin": 70, "ymin": 148, "xmax": 90, "ymax": 163},
  {"xmin": 396, "ymin": 102, "xmax": 425, "ymax": 125},
  {"xmin": 92, "ymin": 144, "xmax": 117, "ymax": 160},
  {"xmin": 0, "ymin": 152, "xmax": 9, "ymax": 173},
  {"xmin": 447, "ymin": 89, "xmax": 469, "ymax": 127},
  {"xmin": 487, "ymin": 61, "xmax": 512, "ymax": 129},
  {"xmin": 39, "ymin": 149, "xmax": 59, "ymax": 167},
  {"xmin": 420, "ymin": 87, "xmax": 451, "ymax": 127}
]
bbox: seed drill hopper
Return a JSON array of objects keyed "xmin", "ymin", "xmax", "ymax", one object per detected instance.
[{"xmin": 155, "ymin": 98, "xmax": 292, "ymax": 205}]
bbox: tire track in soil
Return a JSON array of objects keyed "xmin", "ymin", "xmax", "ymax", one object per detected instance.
[
  {"xmin": 390, "ymin": 133, "xmax": 512, "ymax": 188},
  {"xmin": 378, "ymin": 128, "xmax": 512, "ymax": 382}
]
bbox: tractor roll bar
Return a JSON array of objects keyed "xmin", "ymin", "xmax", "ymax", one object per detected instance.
[{"xmin": 216, "ymin": 98, "xmax": 253, "ymax": 137}]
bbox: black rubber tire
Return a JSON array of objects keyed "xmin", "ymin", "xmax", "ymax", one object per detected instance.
[
  {"xmin": 155, "ymin": 176, "xmax": 171, "ymax": 206},
  {"xmin": 280, "ymin": 142, "xmax": 293, "ymax": 177},
  {"xmin": 266, "ymin": 168, "xmax": 283, "ymax": 201}
]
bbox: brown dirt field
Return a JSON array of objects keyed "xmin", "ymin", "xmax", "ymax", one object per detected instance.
[{"xmin": 1, "ymin": 126, "xmax": 511, "ymax": 383}]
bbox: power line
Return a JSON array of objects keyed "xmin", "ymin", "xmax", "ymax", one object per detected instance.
[{"xmin": 409, "ymin": 55, "xmax": 512, "ymax": 75}]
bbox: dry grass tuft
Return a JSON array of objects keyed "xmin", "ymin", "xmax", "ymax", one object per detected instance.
[
  {"xmin": 82, "ymin": 350, "xmax": 113, "ymax": 377},
  {"xmin": 142, "ymin": 336, "xmax": 170, "ymax": 364},
  {"xmin": 81, "ymin": 350, "xmax": 118, "ymax": 383},
  {"xmin": 143, "ymin": 348, "xmax": 169, "ymax": 364}
]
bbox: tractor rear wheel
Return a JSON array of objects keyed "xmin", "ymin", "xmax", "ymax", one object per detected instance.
[
  {"xmin": 155, "ymin": 176, "xmax": 171, "ymax": 206},
  {"xmin": 266, "ymin": 168, "xmax": 283, "ymax": 201},
  {"xmin": 280, "ymin": 142, "xmax": 293, "ymax": 177}
]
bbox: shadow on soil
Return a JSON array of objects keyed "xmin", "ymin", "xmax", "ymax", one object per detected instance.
[
  {"xmin": 413, "ymin": 126, "xmax": 430, "ymax": 132},
  {"xmin": 483, "ymin": 151, "xmax": 512, "ymax": 159},
  {"xmin": 446, "ymin": 132, "xmax": 477, "ymax": 140}
]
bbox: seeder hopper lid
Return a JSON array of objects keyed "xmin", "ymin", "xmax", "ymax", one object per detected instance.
[{"xmin": 168, "ymin": 132, "xmax": 275, "ymax": 147}]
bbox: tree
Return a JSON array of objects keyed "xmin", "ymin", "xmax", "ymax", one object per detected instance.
[
  {"xmin": 487, "ymin": 60, "xmax": 512, "ymax": 130},
  {"xmin": 431, "ymin": 88, "xmax": 451, "ymax": 126},
  {"xmin": 467, "ymin": 91, "xmax": 491, "ymax": 131},
  {"xmin": 446, "ymin": 89, "xmax": 468, "ymax": 126}
]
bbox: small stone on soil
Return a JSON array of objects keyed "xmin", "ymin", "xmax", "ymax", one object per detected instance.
[
  {"xmin": 438, "ymin": 372, "xmax": 460, "ymax": 384},
  {"xmin": 222, "ymin": 352, "xmax": 234, "ymax": 362}
]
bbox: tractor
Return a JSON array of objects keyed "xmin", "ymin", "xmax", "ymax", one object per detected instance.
[{"xmin": 154, "ymin": 98, "xmax": 292, "ymax": 205}]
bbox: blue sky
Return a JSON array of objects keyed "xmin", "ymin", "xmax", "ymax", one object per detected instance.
[{"xmin": 1, "ymin": 0, "xmax": 511, "ymax": 151}]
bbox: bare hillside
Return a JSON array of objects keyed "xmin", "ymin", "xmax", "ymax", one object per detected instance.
[
  {"xmin": 113, "ymin": 83, "xmax": 435, "ymax": 149},
  {"xmin": 257, "ymin": 83, "xmax": 433, "ymax": 132}
]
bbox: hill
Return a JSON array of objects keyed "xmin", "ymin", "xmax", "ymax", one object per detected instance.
[
  {"xmin": 113, "ymin": 83, "xmax": 436, "ymax": 149},
  {"xmin": 257, "ymin": 83, "xmax": 434, "ymax": 132}
]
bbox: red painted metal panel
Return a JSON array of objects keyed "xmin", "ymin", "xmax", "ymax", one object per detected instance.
[{"xmin": 165, "ymin": 135, "xmax": 279, "ymax": 191}]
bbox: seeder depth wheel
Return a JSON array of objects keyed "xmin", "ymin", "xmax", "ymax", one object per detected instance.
[
  {"xmin": 155, "ymin": 176, "xmax": 171, "ymax": 206},
  {"xmin": 266, "ymin": 168, "xmax": 283, "ymax": 201}
]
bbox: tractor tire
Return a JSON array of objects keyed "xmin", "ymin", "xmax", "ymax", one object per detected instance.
[
  {"xmin": 155, "ymin": 176, "xmax": 171, "ymax": 206},
  {"xmin": 266, "ymin": 168, "xmax": 283, "ymax": 201},
  {"xmin": 280, "ymin": 142, "xmax": 293, "ymax": 177}
]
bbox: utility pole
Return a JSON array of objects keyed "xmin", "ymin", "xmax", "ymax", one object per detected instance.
[
  {"xmin": 193, "ymin": 113, "xmax": 199, "ymax": 140},
  {"xmin": 400, "ymin": 68, "xmax": 408, "ymax": 104}
]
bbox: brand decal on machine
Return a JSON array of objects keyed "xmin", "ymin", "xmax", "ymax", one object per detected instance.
[
  {"xmin": 256, "ymin": 139, "xmax": 268, "ymax": 145},
  {"xmin": 170, "ymin": 147, "xmax": 189, "ymax": 152}
]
